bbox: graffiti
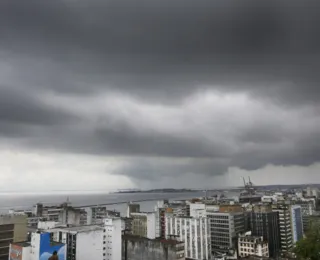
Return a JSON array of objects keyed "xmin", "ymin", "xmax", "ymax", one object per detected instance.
[
  {"xmin": 39, "ymin": 233, "xmax": 65, "ymax": 260},
  {"xmin": 10, "ymin": 245, "xmax": 22, "ymax": 260}
]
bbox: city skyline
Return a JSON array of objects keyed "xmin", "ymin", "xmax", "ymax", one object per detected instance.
[{"xmin": 1, "ymin": 0, "xmax": 320, "ymax": 192}]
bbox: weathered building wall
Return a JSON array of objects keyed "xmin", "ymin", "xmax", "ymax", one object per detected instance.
[{"xmin": 122, "ymin": 236, "xmax": 184, "ymax": 260}]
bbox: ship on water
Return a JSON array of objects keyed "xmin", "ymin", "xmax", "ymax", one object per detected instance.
[{"xmin": 239, "ymin": 177, "xmax": 262, "ymax": 203}]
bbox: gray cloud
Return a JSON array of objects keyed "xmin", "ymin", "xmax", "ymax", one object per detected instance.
[{"xmin": 0, "ymin": 0, "xmax": 320, "ymax": 186}]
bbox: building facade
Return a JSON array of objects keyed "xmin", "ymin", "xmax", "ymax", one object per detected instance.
[
  {"xmin": 126, "ymin": 204, "xmax": 140, "ymax": 218},
  {"xmin": 249, "ymin": 208, "xmax": 280, "ymax": 258},
  {"xmin": 165, "ymin": 216, "xmax": 210, "ymax": 260},
  {"xmin": 207, "ymin": 211, "xmax": 245, "ymax": 256},
  {"xmin": 131, "ymin": 212, "xmax": 156, "ymax": 239},
  {"xmin": 290, "ymin": 205, "xmax": 303, "ymax": 243},
  {"xmin": 238, "ymin": 233, "xmax": 269, "ymax": 258},
  {"xmin": 295, "ymin": 200, "xmax": 315, "ymax": 232},
  {"xmin": 122, "ymin": 234, "xmax": 185, "ymax": 260},
  {"xmin": 272, "ymin": 205, "xmax": 293, "ymax": 254},
  {"xmin": 0, "ymin": 214, "xmax": 27, "ymax": 260}
]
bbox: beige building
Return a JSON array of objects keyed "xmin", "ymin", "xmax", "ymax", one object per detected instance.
[
  {"xmin": 238, "ymin": 232, "xmax": 269, "ymax": 258},
  {"xmin": 0, "ymin": 214, "xmax": 27, "ymax": 260},
  {"xmin": 131, "ymin": 212, "xmax": 156, "ymax": 239}
]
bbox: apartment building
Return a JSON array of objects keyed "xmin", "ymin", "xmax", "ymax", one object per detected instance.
[
  {"xmin": 122, "ymin": 234, "xmax": 185, "ymax": 260},
  {"xmin": 130, "ymin": 212, "xmax": 156, "ymax": 239},
  {"xmin": 0, "ymin": 214, "xmax": 27, "ymax": 260},
  {"xmin": 238, "ymin": 232, "xmax": 269, "ymax": 258},
  {"xmin": 207, "ymin": 211, "xmax": 244, "ymax": 256},
  {"xmin": 165, "ymin": 216, "xmax": 210, "ymax": 260},
  {"xmin": 249, "ymin": 206, "xmax": 280, "ymax": 258}
]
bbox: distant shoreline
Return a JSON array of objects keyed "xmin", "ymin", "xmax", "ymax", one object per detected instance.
[{"xmin": 114, "ymin": 189, "xmax": 200, "ymax": 194}]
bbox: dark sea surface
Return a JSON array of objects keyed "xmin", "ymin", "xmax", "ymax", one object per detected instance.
[{"xmin": 0, "ymin": 191, "xmax": 207, "ymax": 216}]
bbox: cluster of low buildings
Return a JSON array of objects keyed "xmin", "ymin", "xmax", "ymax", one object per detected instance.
[{"xmin": 2, "ymin": 183, "xmax": 320, "ymax": 260}]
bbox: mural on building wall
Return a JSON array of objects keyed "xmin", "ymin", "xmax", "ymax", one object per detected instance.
[
  {"xmin": 39, "ymin": 233, "xmax": 66, "ymax": 260},
  {"xmin": 9, "ymin": 244, "xmax": 22, "ymax": 260}
]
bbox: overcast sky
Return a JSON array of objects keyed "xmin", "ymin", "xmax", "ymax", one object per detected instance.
[{"xmin": 1, "ymin": 0, "xmax": 320, "ymax": 192}]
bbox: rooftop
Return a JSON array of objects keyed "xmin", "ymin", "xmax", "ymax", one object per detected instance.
[
  {"xmin": 49, "ymin": 225, "xmax": 103, "ymax": 233},
  {"xmin": 122, "ymin": 234, "xmax": 183, "ymax": 245}
]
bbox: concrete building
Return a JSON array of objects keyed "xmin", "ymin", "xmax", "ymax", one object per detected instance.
[
  {"xmin": 30, "ymin": 232, "xmax": 66, "ymax": 260},
  {"xmin": 165, "ymin": 201, "xmax": 189, "ymax": 217},
  {"xmin": 189, "ymin": 203, "xmax": 206, "ymax": 218},
  {"xmin": 165, "ymin": 216, "xmax": 210, "ymax": 260},
  {"xmin": 8, "ymin": 242, "xmax": 31, "ymax": 260},
  {"xmin": 0, "ymin": 214, "xmax": 27, "ymax": 260},
  {"xmin": 59, "ymin": 206, "xmax": 81, "ymax": 226},
  {"xmin": 32, "ymin": 217, "xmax": 123, "ymax": 260},
  {"xmin": 104, "ymin": 218, "xmax": 122, "ymax": 260},
  {"xmin": 155, "ymin": 207, "xmax": 167, "ymax": 238},
  {"xmin": 295, "ymin": 200, "xmax": 315, "ymax": 232},
  {"xmin": 249, "ymin": 206, "xmax": 280, "ymax": 258},
  {"xmin": 85, "ymin": 207, "xmax": 120, "ymax": 225},
  {"xmin": 126, "ymin": 204, "xmax": 140, "ymax": 218},
  {"xmin": 206, "ymin": 211, "xmax": 245, "ymax": 256},
  {"xmin": 122, "ymin": 234, "xmax": 185, "ymax": 260},
  {"xmin": 9, "ymin": 232, "xmax": 66, "ymax": 260},
  {"xmin": 131, "ymin": 212, "xmax": 156, "ymax": 239},
  {"xmin": 272, "ymin": 205, "xmax": 293, "ymax": 254},
  {"xmin": 49, "ymin": 225, "xmax": 104, "ymax": 260},
  {"xmin": 238, "ymin": 232, "xmax": 269, "ymax": 258}
]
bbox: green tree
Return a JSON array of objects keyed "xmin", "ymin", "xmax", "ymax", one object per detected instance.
[{"xmin": 293, "ymin": 222, "xmax": 320, "ymax": 260}]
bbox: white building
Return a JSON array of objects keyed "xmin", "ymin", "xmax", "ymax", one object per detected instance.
[
  {"xmin": 238, "ymin": 232, "xmax": 269, "ymax": 258},
  {"xmin": 103, "ymin": 218, "xmax": 122, "ymax": 260},
  {"xmin": 131, "ymin": 212, "xmax": 156, "ymax": 239},
  {"xmin": 165, "ymin": 216, "xmax": 210, "ymax": 260},
  {"xmin": 189, "ymin": 203, "xmax": 206, "ymax": 218},
  {"xmin": 50, "ymin": 225, "xmax": 104, "ymax": 260}
]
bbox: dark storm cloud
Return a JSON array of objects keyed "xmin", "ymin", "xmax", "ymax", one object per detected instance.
[
  {"xmin": 1, "ymin": 0, "xmax": 320, "ymax": 101},
  {"xmin": 0, "ymin": 0, "xmax": 320, "ymax": 184},
  {"xmin": 0, "ymin": 86, "xmax": 76, "ymax": 126}
]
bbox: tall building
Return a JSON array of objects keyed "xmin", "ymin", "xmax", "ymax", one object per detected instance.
[
  {"xmin": 165, "ymin": 216, "xmax": 210, "ymax": 260},
  {"xmin": 238, "ymin": 232, "xmax": 269, "ymax": 258},
  {"xmin": 249, "ymin": 206, "xmax": 280, "ymax": 258},
  {"xmin": 122, "ymin": 234, "xmax": 185, "ymax": 260},
  {"xmin": 272, "ymin": 205, "xmax": 293, "ymax": 254},
  {"xmin": 290, "ymin": 205, "xmax": 303, "ymax": 243},
  {"xmin": 155, "ymin": 207, "xmax": 167, "ymax": 238},
  {"xmin": 104, "ymin": 218, "xmax": 122, "ymax": 260},
  {"xmin": 0, "ymin": 214, "xmax": 27, "ymax": 260},
  {"xmin": 131, "ymin": 212, "xmax": 156, "ymax": 239},
  {"xmin": 295, "ymin": 200, "xmax": 315, "ymax": 232},
  {"xmin": 207, "ymin": 211, "xmax": 245, "ymax": 256}
]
